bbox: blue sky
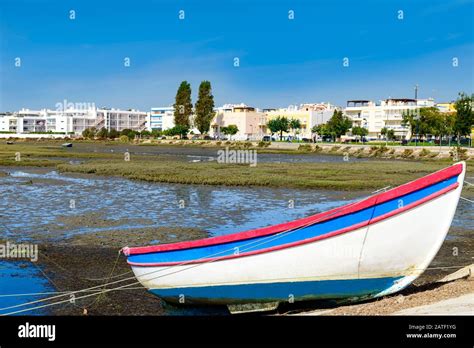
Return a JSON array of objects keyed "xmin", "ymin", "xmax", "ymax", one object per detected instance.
[{"xmin": 0, "ymin": 0, "xmax": 473, "ymax": 111}]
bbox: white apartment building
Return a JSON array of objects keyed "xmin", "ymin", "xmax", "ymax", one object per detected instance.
[
  {"xmin": 0, "ymin": 108, "xmax": 149, "ymax": 135},
  {"xmin": 344, "ymin": 98, "xmax": 435, "ymax": 139},
  {"xmin": 149, "ymin": 107, "xmax": 174, "ymax": 131},
  {"xmin": 210, "ymin": 104, "xmax": 267, "ymax": 140}
]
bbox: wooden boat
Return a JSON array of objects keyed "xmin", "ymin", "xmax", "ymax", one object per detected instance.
[{"xmin": 123, "ymin": 162, "xmax": 466, "ymax": 306}]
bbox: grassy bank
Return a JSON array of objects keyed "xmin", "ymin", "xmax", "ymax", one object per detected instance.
[
  {"xmin": 57, "ymin": 160, "xmax": 470, "ymax": 190},
  {"xmin": 1, "ymin": 142, "xmax": 473, "ymax": 191}
]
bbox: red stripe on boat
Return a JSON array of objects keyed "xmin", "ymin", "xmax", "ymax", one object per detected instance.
[{"xmin": 126, "ymin": 163, "xmax": 463, "ymax": 256}]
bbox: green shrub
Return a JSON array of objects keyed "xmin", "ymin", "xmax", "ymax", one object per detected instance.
[
  {"xmin": 419, "ymin": 149, "xmax": 431, "ymax": 157},
  {"xmin": 298, "ymin": 144, "xmax": 313, "ymax": 152},
  {"xmin": 449, "ymin": 146, "xmax": 468, "ymax": 161},
  {"xmin": 370, "ymin": 145, "xmax": 389, "ymax": 157},
  {"xmin": 401, "ymin": 149, "xmax": 414, "ymax": 158}
]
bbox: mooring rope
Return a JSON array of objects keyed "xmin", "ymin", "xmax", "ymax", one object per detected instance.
[
  {"xmin": 38, "ymin": 250, "xmax": 133, "ymax": 281},
  {"xmin": 460, "ymin": 180, "xmax": 474, "ymax": 203},
  {"xmin": 0, "ymin": 287, "xmax": 146, "ymax": 298}
]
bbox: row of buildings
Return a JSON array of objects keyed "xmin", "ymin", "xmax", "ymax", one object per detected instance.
[
  {"xmin": 0, "ymin": 108, "xmax": 148, "ymax": 135},
  {"xmin": 0, "ymin": 98, "xmax": 455, "ymax": 140}
]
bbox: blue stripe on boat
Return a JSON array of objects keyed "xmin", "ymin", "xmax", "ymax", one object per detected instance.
[
  {"xmin": 128, "ymin": 175, "xmax": 458, "ymax": 264},
  {"xmin": 150, "ymin": 276, "xmax": 404, "ymax": 304}
]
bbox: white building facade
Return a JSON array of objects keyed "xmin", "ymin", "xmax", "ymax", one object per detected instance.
[
  {"xmin": 149, "ymin": 107, "xmax": 174, "ymax": 131},
  {"xmin": 0, "ymin": 108, "xmax": 149, "ymax": 135},
  {"xmin": 344, "ymin": 98, "xmax": 435, "ymax": 139}
]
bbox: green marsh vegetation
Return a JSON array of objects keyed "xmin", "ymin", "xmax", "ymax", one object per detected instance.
[{"xmin": 0, "ymin": 141, "xmax": 472, "ymax": 191}]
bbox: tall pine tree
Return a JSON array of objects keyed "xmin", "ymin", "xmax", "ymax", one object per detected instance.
[
  {"xmin": 194, "ymin": 81, "xmax": 215, "ymax": 135},
  {"xmin": 173, "ymin": 81, "xmax": 193, "ymax": 128}
]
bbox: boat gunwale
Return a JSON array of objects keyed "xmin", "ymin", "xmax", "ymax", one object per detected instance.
[{"xmin": 124, "ymin": 162, "xmax": 464, "ymax": 259}]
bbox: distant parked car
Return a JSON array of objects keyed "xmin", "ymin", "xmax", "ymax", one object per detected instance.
[
  {"xmin": 322, "ymin": 135, "xmax": 333, "ymax": 142},
  {"xmin": 203, "ymin": 135, "xmax": 212, "ymax": 140},
  {"xmin": 262, "ymin": 135, "xmax": 273, "ymax": 142},
  {"xmin": 301, "ymin": 138, "xmax": 311, "ymax": 143}
]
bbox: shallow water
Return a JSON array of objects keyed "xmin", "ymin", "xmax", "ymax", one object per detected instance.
[{"xmin": 0, "ymin": 261, "xmax": 52, "ymax": 315}]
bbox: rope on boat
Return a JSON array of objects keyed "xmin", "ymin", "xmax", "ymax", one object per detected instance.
[
  {"xmin": 371, "ymin": 186, "xmax": 391, "ymax": 194},
  {"xmin": 81, "ymin": 251, "xmax": 122, "ymax": 310},
  {"xmin": 0, "ymin": 288, "xmax": 146, "ymax": 298},
  {"xmin": 460, "ymin": 181, "xmax": 474, "ymax": 203},
  {"xmin": 38, "ymin": 250, "xmax": 133, "ymax": 281},
  {"xmin": 460, "ymin": 196, "xmax": 474, "ymax": 203}
]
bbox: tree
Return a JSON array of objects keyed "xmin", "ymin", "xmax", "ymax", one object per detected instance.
[
  {"xmin": 120, "ymin": 128, "xmax": 136, "ymax": 140},
  {"xmin": 108, "ymin": 128, "xmax": 119, "ymax": 139},
  {"xmin": 381, "ymin": 127, "xmax": 395, "ymax": 140},
  {"xmin": 289, "ymin": 118, "xmax": 302, "ymax": 139},
  {"xmin": 221, "ymin": 124, "xmax": 239, "ymax": 140},
  {"xmin": 403, "ymin": 107, "xmax": 459, "ymax": 143},
  {"xmin": 163, "ymin": 125, "xmax": 189, "ymax": 138},
  {"xmin": 140, "ymin": 130, "xmax": 151, "ymax": 138},
  {"xmin": 453, "ymin": 92, "xmax": 474, "ymax": 145},
  {"xmin": 402, "ymin": 108, "xmax": 434, "ymax": 141},
  {"xmin": 82, "ymin": 127, "xmax": 97, "ymax": 139},
  {"xmin": 325, "ymin": 110, "xmax": 352, "ymax": 141},
  {"xmin": 267, "ymin": 116, "xmax": 289, "ymax": 141},
  {"xmin": 352, "ymin": 126, "xmax": 368, "ymax": 141},
  {"xmin": 194, "ymin": 81, "xmax": 215, "ymax": 135},
  {"xmin": 96, "ymin": 127, "xmax": 108, "ymax": 139},
  {"xmin": 428, "ymin": 111, "xmax": 454, "ymax": 144},
  {"xmin": 311, "ymin": 124, "xmax": 329, "ymax": 136},
  {"xmin": 151, "ymin": 129, "xmax": 162, "ymax": 138},
  {"xmin": 173, "ymin": 81, "xmax": 193, "ymax": 128},
  {"xmin": 387, "ymin": 129, "xmax": 395, "ymax": 141}
]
